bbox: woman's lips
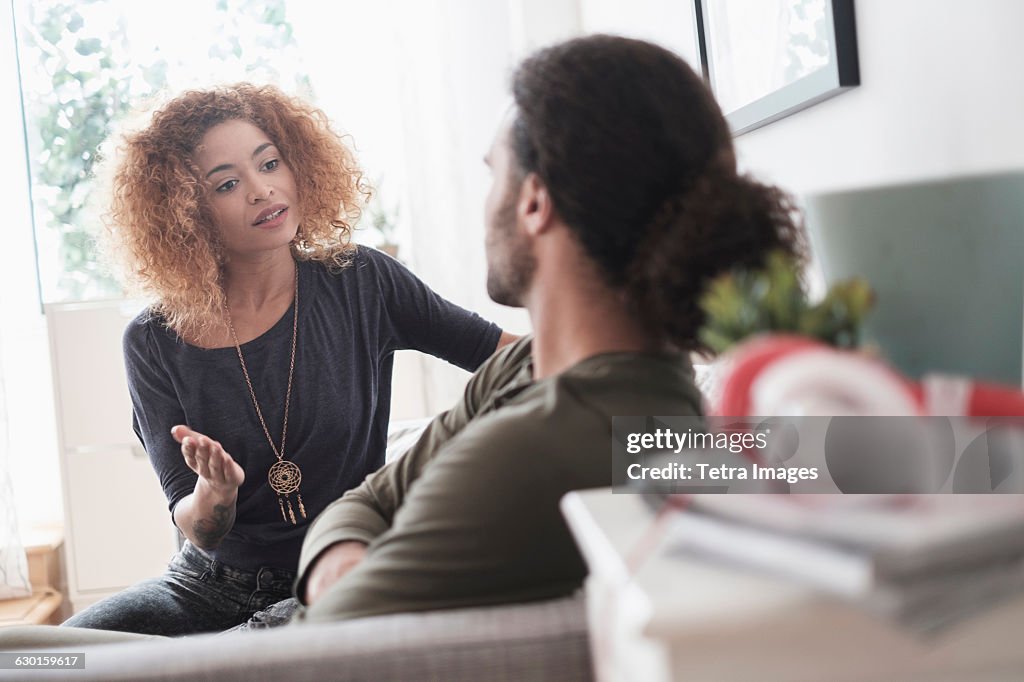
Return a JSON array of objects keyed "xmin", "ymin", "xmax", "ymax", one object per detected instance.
[{"xmin": 253, "ymin": 205, "xmax": 288, "ymax": 229}]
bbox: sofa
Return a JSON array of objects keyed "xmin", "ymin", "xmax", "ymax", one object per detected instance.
[
  {"xmin": 0, "ymin": 419, "xmax": 594, "ymax": 681},
  {"xmin": 0, "ymin": 594, "xmax": 592, "ymax": 681}
]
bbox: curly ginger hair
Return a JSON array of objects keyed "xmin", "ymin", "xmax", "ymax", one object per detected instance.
[{"xmin": 104, "ymin": 83, "xmax": 369, "ymax": 339}]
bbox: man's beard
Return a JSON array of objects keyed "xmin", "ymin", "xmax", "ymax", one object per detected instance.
[{"xmin": 486, "ymin": 194, "xmax": 536, "ymax": 307}]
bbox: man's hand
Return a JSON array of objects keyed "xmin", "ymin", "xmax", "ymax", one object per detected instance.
[
  {"xmin": 304, "ymin": 541, "xmax": 369, "ymax": 605},
  {"xmin": 172, "ymin": 425, "xmax": 245, "ymax": 492}
]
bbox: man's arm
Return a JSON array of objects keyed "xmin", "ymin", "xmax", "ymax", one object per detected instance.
[
  {"xmin": 301, "ymin": 541, "xmax": 368, "ymax": 604},
  {"xmin": 295, "ymin": 337, "xmax": 534, "ymax": 603},
  {"xmin": 293, "ymin": 407, "xmax": 595, "ymax": 623},
  {"xmin": 295, "ymin": 414, "xmax": 447, "ymax": 603}
]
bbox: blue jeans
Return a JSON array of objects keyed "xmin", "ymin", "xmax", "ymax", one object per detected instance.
[{"xmin": 61, "ymin": 541, "xmax": 300, "ymax": 636}]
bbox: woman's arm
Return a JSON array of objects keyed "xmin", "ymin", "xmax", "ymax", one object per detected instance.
[
  {"xmin": 123, "ymin": 319, "xmax": 243, "ymax": 549},
  {"xmin": 368, "ymin": 247, "xmax": 509, "ymax": 371},
  {"xmin": 168, "ymin": 426, "xmax": 245, "ymax": 550}
]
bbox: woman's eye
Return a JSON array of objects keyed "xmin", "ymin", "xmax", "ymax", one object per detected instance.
[
  {"xmin": 216, "ymin": 179, "xmax": 238, "ymax": 193},
  {"xmin": 262, "ymin": 158, "xmax": 279, "ymax": 172}
]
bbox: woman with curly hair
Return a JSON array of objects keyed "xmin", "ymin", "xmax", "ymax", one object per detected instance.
[{"xmin": 60, "ymin": 83, "xmax": 512, "ymax": 636}]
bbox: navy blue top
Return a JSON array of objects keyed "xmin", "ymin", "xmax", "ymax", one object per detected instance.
[{"xmin": 123, "ymin": 246, "xmax": 502, "ymax": 571}]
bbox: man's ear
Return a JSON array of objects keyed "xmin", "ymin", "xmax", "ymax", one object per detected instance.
[{"xmin": 517, "ymin": 172, "xmax": 554, "ymax": 236}]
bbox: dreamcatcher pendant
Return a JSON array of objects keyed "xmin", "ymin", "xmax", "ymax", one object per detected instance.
[{"xmin": 269, "ymin": 460, "xmax": 307, "ymax": 525}]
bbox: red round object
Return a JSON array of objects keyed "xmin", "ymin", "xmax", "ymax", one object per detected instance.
[{"xmin": 711, "ymin": 334, "xmax": 824, "ymax": 416}]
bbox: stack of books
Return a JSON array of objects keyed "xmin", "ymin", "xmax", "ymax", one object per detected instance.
[{"xmin": 660, "ymin": 494, "xmax": 1024, "ymax": 634}]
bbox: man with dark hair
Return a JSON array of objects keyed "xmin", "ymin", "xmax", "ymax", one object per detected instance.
[{"xmin": 294, "ymin": 33, "xmax": 801, "ymax": 622}]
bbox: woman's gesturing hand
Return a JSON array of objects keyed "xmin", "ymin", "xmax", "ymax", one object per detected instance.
[{"xmin": 171, "ymin": 425, "xmax": 245, "ymax": 492}]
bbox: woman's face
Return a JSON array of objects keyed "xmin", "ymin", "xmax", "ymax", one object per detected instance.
[{"xmin": 194, "ymin": 119, "xmax": 300, "ymax": 259}]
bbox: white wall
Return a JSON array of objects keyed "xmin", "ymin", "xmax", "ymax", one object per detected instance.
[
  {"xmin": 509, "ymin": 0, "xmax": 582, "ymax": 55},
  {"xmin": 735, "ymin": 0, "xmax": 1024, "ymax": 194},
  {"xmin": 579, "ymin": 0, "xmax": 1024, "ymax": 194},
  {"xmin": 579, "ymin": 0, "xmax": 699, "ymax": 65}
]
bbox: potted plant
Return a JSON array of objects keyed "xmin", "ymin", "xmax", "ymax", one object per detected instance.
[{"xmin": 699, "ymin": 252, "xmax": 1024, "ymax": 418}]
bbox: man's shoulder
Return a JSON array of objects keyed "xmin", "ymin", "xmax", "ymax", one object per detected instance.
[
  {"xmin": 490, "ymin": 334, "xmax": 534, "ymax": 368},
  {"xmin": 435, "ymin": 382, "xmax": 609, "ymax": 493},
  {"xmin": 467, "ymin": 347, "xmax": 701, "ymax": 449},
  {"xmin": 464, "ymin": 334, "xmax": 533, "ymax": 395}
]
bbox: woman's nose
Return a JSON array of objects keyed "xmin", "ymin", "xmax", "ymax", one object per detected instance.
[{"xmin": 248, "ymin": 184, "xmax": 273, "ymax": 203}]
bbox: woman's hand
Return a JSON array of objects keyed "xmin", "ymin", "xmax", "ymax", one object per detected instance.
[
  {"xmin": 303, "ymin": 541, "xmax": 368, "ymax": 605},
  {"xmin": 171, "ymin": 425, "xmax": 245, "ymax": 492}
]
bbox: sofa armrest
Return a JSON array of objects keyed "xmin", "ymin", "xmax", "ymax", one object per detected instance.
[
  {"xmin": 385, "ymin": 417, "xmax": 433, "ymax": 464},
  {"xmin": 0, "ymin": 594, "xmax": 592, "ymax": 682}
]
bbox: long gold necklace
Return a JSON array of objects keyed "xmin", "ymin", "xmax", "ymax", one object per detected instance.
[{"xmin": 224, "ymin": 267, "xmax": 306, "ymax": 525}]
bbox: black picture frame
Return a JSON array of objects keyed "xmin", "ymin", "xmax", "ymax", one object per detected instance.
[{"xmin": 693, "ymin": 0, "xmax": 860, "ymax": 136}]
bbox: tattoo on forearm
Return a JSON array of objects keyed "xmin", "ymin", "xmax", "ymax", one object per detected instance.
[{"xmin": 192, "ymin": 503, "xmax": 235, "ymax": 547}]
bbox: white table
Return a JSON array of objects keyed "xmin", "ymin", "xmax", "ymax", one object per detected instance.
[{"xmin": 561, "ymin": 489, "xmax": 1024, "ymax": 682}]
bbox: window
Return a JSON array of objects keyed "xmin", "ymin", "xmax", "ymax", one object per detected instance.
[{"xmin": 13, "ymin": 0, "xmax": 313, "ymax": 303}]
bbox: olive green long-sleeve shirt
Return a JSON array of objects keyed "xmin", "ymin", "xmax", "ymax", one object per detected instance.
[{"xmin": 292, "ymin": 336, "xmax": 702, "ymax": 623}]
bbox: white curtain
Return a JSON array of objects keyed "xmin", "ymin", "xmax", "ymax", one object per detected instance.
[
  {"xmin": 0, "ymin": 348, "xmax": 30, "ymax": 600},
  {"xmin": 0, "ymin": 0, "xmax": 32, "ymax": 602},
  {"xmin": 290, "ymin": 1, "xmax": 581, "ymax": 413}
]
